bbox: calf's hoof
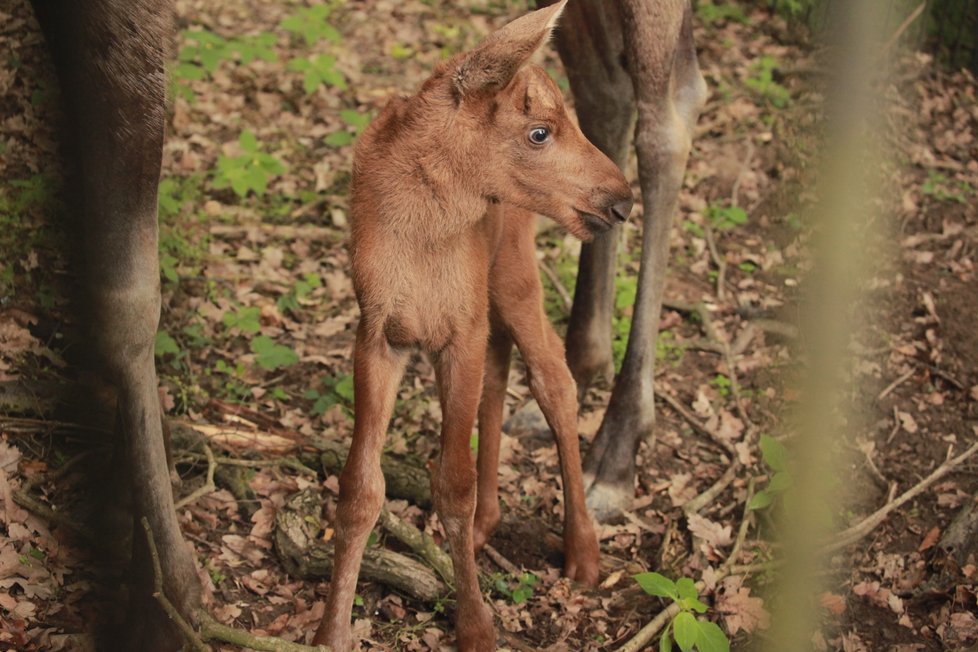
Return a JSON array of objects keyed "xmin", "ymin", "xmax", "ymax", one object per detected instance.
[
  {"xmin": 563, "ymin": 528, "xmax": 600, "ymax": 587},
  {"xmin": 455, "ymin": 603, "xmax": 495, "ymax": 652}
]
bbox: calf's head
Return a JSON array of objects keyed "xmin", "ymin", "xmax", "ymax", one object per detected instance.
[{"xmin": 437, "ymin": 0, "xmax": 633, "ymax": 240}]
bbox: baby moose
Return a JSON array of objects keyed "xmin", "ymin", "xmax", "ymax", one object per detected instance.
[{"xmin": 314, "ymin": 2, "xmax": 632, "ymax": 650}]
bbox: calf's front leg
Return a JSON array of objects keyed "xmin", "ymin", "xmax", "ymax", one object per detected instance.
[
  {"xmin": 315, "ymin": 326, "xmax": 407, "ymax": 651},
  {"xmin": 434, "ymin": 329, "xmax": 496, "ymax": 652}
]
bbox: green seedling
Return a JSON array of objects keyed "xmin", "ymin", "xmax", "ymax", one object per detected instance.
[
  {"xmin": 634, "ymin": 572, "xmax": 729, "ymax": 652},
  {"xmin": 213, "ymin": 130, "xmax": 286, "ymax": 198},
  {"xmin": 749, "ymin": 434, "xmax": 791, "ymax": 510}
]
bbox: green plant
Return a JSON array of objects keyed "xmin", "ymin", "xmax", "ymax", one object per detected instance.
[
  {"xmin": 277, "ymin": 273, "xmax": 323, "ymax": 314},
  {"xmin": 222, "ymin": 305, "xmax": 262, "ymax": 334},
  {"xmin": 696, "ymin": 0, "xmax": 748, "ymax": 25},
  {"xmin": 705, "ymin": 204, "xmax": 748, "ymax": 231},
  {"xmin": 921, "ymin": 171, "xmax": 972, "ymax": 204},
  {"xmin": 744, "ymin": 56, "xmax": 790, "ymax": 108},
  {"xmin": 250, "ymin": 335, "xmax": 299, "ymax": 371},
  {"xmin": 288, "ymin": 54, "xmax": 347, "ymax": 94},
  {"xmin": 634, "ymin": 573, "xmax": 729, "ymax": 652},
  {"xmin": 612, "ymin": 274, "xmax": 637, "ymax": 370},
  {"xmin": 304, "ymin": 373, "xmax": 355, "ymax": 415},
  {"xmin": 158, "ymin": 175, "xmax": 207, "ymax": 285},
  {"xmin": 281, "ymin": 4, "xmax": 343, "ymax": 46},
  {"xmin": 324, "ymin": 109, "xmax": 373, "ymax": 148},
  {"xmin": 710, "ymin": 374, "xmax": 732, "ymax": 398},
  {"xmin": 749, "ymin": 434, "xmax": 791, "ymax": 510},
  {"xmin": 492, "ymin": 572, "xmax": 539, "ymax": 604},
  {"xmin": 212, "ymin": 130, "xmax": 286, "ymax": 198}
]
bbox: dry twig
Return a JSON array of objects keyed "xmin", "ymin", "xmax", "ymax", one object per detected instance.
[
  {"xmin": 825, "ymin": 440, "xmax": 978, "ymax": 553},
  {"xmin": 175, "ymin": 444, "xmax": 217, "ymax": 510}
]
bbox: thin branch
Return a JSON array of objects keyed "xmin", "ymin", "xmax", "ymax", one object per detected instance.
[
  {"xmin": 683, "ymin": 464, "xmax": 738, "ymax": 516},
  {"xmin": 656, "ymin": 391, "xmax": 736, "ymax": 458},
  {"xmin": 720, "ymin": 478, "xmax": 755, "ymax": 576},
  {"xmin": 197, "ymin": 612, "xmax": 330, "ymax": 652},
  {"xmin": 703, "ymin": 223, "xmax": 728, "ymax": 302},
  {"xmin": 483, "ymin": 543, "xmax": 520, "ymax": 576},
  {"xmin": 876, "ymin": 369, "xmax": 914, "ymax": 401},
  {"xmin": 140, "ymin": 517, "xmax": 209, "ymax": 652},
  {"xmin": 824, "ymin": 440, "xmax": 978, "ymax": 553},
  {"xmin": 378, "ymin": 506, "xmax": 455, "ymax": 584},
  {"xmin": 538, "ymin": 259, "xmax": 573, "ymax": 314},
  {"xmin": 175, "ymin": 444, "xmax": 217, "ymax": 510},
  {"xmin": 180, "ymin": 451, "xmax": 317, "ymax": 476},
  {"xmin": 881, "ymin": 1, "xmax": 926, "ymax": 54}
]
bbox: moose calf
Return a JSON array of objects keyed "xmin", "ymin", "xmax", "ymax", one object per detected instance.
[{"xmin": 314, "ymin": 3, "xmax": 632, "ymax": 650}]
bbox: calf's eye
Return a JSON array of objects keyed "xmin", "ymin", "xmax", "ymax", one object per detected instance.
[{"xmin": 528, "ymin": 127, "xmax": 550, "ymax": 145}]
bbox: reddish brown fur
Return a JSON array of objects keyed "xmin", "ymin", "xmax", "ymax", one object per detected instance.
[{"xmin": 314, "ymin": 3, "xmax": 631, "ymax": 650}]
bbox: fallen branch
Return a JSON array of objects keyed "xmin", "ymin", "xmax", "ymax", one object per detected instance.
[
  {"xmin": 483, "ymin": 543, "xmax": 520, "ymax": 575},
  {"xmin": 143, "ymin": 517, "xmax": 330, "ymax": 652},
  {"xmin": 683, "ymin": 464, "xmax": 738, "ymax": 516},
  {"xmin": 378, "ymin": 506, "xmax": 454, "ymax": 584},
  {"xmin": 656, "ymin": 391, "xmax": 736, "ymax": 458},
  {"xmin": 876, "ymin": 369, "xmax": 914, "ymax": 401},
  {"xmin": 197, "ymin": 612, "xmax": 329, "ymax": 652},
  {"xmin": 824, "ymin": 440, "xmax": 978, "ymax": 554},
  {"xmin": 140, "ymin": 517, "xmax": 209, "ymax": 652},
  {"xmin": 538, "ymin": 259, "xmax": 572, "ymax": 314},
  {"xmin": 703, "ymin": 224, "xmax": 728, "ymax": 302},
  {"xmin": 175, "ymin": 444, "xmax": 217, "ymax": 510},
  {"xmin": 180, "ymin": 451, "xmax": 318, "ymax": 476},
  {"xmin": 275, "ymin": 488, "xmax": 448, "ymax": 602},
  {"xmin": 319, "ymin": 440, "xmax": 432, "ymax": 508}
]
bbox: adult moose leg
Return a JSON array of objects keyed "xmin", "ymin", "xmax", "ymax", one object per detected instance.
[
  {"xmin": 584, "ymin": 1, "xmax": 708, "ymax": 519},
  {"xmin": 544, "ymin": 0, "xmax": 635, "ymax": 394},
  {"xmin": 29, "ymin": 1, "xmax": 201, "ymax": 648}
]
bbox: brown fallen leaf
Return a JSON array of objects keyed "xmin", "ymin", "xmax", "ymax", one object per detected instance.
[
  {"xmin": 819, "ymin": 592, "xmax": 846, "ymax": 615},
  {"xmin": 918, "ymin": 526, "xmax": 941, "ymax": 552}
]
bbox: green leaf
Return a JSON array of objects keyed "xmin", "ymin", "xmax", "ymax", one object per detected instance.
[
  {"xmin": 334, "ymin": 374, "xmax": 355, "ymax": 403},
  {"xmin": 759, "ymin": 434, "xmax": 786, "ymax": 472},
  {"xmin": 672, "ymin": 612, "xmax": 697, "ymax": 652},
  {"xmin": 155, "ymin": 331, "xmax": 181, "ymax": 357},
  {"xmin": 676, "ymin": 577, "xmax": 698, "ymax": 601},
  {"xmin": 222, "ymin": 306, "xmax": 261, "ymax": 334},
  {"xmin": 239, "ymin": 130, "xmax": 259, "ymax": 153},
  {"xmin": 768, "ymin": 470, "xmax": 791, "ymax": 492},
  {"xmin": 634, "ymin": 572, "xmax": 679, "ymax": 600},
  {"xmin": 680, "ymin": 596, "xmax": 709, "ymax": 614},
  {"xmin": 340, "ymin": 109, "xmax": 371, "ymax": 132},
  {"xmin": 695, "ymin": 620, "xmax": 730, "ymax": 652},
  {"xmin": 324, "ymin": 131, "xmax": 354, "ymax": 147},
  {"xmin": 660, "ymin": 630, "xmax": 673, "ymax": 652},
  {"xmin": 511, "ymin": 585, "xmax": 533, "ymax": 604},
  {"xmin": 250, "ymin": 335, "xmax": 299, "ymax": 370},
  {"xmin": 748, "ymin": 489, "xmax": 775, "ymax": 511}
]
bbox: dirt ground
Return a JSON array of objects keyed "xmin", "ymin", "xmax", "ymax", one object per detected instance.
[{"xmin": 1, "ymin": 0, "xmax": 977, "ymax": 650}]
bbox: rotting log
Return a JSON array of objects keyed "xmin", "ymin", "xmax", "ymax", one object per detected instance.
[
  {"xmin": 274, "ymin": 488, "xmax": 447, "ymax": 602},
  {"xmin": 318, "ymin": 440, "xmax": 432, "ymax": 508}
]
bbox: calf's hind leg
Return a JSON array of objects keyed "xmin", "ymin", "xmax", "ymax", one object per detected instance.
[{"xmin": 474, "ymin": 323, "xmax": 513, "ymax": 553}]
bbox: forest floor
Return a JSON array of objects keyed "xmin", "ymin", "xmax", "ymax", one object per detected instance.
[{"xmin": 1, "ymin": 0, "xmax": 977, "ymax": 650}]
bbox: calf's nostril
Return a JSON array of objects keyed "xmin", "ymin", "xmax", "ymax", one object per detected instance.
[{"xmin": 611, "ymin": 199, "xmax": 633, "ymax": 223}]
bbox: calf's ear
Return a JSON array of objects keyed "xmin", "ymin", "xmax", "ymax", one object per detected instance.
[{"xmin": 452, "ymin": 0, "xmax": 567, "ymax": 99}]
